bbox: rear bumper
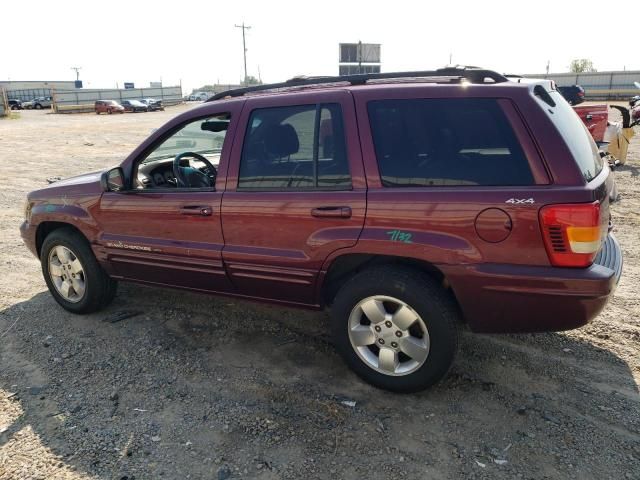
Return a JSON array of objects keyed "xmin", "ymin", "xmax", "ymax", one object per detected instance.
[{"xmin": 444, "ymin": 234, "xmax": 623, "ymax": 333}]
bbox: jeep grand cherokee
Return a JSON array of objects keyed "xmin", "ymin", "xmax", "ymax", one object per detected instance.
[{"xmin": 20, "ymin": 67, "xmax": 623, "ymax": 392}]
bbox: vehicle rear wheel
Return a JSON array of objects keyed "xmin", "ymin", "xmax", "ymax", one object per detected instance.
[
  {"xmin": 331, "ymin": 265, "xmax": 459, "ymax": 393},
  {"xmin": 41, "ymin": 228, "xmax": 117, "ymax": 314}
]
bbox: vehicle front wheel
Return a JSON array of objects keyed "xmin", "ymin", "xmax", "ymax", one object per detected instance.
[
  {"xmin": 331, "ymin": 265, "xmax": 459, "ymax": 393},
  {"xmin": 107, "ymin": 108, "xmax": 112, "ymax": 114},
  {"xmin": 35, "ymin": 104, "xmax": 42, "ymax": 110},
  {"xmin": 41, "ymin": 228, "xmax": 117, "ymax": 314}
]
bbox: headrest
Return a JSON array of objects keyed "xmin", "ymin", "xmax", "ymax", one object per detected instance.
[{"xmin": 264, "ymin": 123, "xmax": 299, "ymax": 157}]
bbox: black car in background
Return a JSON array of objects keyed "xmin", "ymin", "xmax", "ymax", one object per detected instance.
[
  {"xmin": 558, "ymin": 85, "xmax": 585, "ymax": 105},
  {"xmin": 121, "ymin": 100, "xmax": 148, "ymax": 112},
  {"xmin": 8, "ymin": 99, "xmax": 23, "ymax": 110}
]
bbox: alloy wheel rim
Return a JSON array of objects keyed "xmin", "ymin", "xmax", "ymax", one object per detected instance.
[
  {"xmin": 48, "ymin": 246, "xmax": 86, "ymax": 303},
  {"xmin": 348, "ymin": 295, "xmax": 430, "ymax": 376}
]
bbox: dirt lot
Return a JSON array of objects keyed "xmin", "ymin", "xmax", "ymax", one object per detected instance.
[{"xmin": 1, "ymin": 106, "xmax": 639, "ymax": 480}]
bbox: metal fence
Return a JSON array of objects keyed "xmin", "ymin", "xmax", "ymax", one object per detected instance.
[
  {"xmin": 5, "ymin": 88, "xmax": 52, "ymax": 102},
  {"xmin": 52, "ymin": 86, "xmax": 183, "ymax": 113},
  {"xmin": 524, "ymin": 70, "xmax": 640, "ymax": 100}
]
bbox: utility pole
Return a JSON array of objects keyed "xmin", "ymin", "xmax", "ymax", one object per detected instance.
[
  {"xmin": 70, "ymin": 66, "xmax": 82, "ymax": 81},
  {"xmin": 234, "ymin": 22, "xmax": 251, "ymax": 85},
  {"xmin": 545, "ymin": 60, "xmax": 550, "ymax": 75},
  {"xmin": 358, "ymin": 40, "xmax": 362, "ymax": 74},
  {"xmin": 449, "ymin": 52, "xmax": 452, "ymax": 65}
]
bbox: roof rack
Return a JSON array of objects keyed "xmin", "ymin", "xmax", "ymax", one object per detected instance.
[{"xmin": 206, "ymin": 66, "xmax": 509, "ymax": 102}]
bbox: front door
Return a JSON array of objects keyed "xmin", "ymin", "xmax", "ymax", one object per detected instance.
[
  {"xmin": 221, "ymin": 91, "xmax": 366, "ymax": 305},
  {"xmin": 95, "ymin": 110, "xmax": 238, "ymax": 293}
]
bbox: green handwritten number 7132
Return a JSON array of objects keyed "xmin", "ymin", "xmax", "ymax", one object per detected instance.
[{"xmin": 386, "ymin": 230, "xmax": 413, "ymax": 244}]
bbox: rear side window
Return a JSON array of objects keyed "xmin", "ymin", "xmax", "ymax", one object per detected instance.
[
  {"xmin": 239, "ymin": 103, "xmax": 351, "ymax": 190},
  {"xmin": 367, "ymin": 98, "xmax": 534, "ymax": 187},
  {"xmin": 542, "ymin": 91, "xmax": 603, "ymax": 182}
]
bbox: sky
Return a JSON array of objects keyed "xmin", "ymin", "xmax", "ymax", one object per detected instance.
[{"xmin": 3, "ymin": 0, "xmax": 637, "ymax": 94}]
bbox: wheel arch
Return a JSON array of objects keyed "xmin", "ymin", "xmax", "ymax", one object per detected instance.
[
  {"xmin": 320, "ymin": 253, "xmax": 454, "ymax": 308},
  {"xmin": 36, "ymin": 222, "xmax": 87, "ymax": 258}
]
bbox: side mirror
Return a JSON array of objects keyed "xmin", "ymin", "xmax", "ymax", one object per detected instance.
[{"xmin": 101, "ymin": 167, "xmax": 126, "ymax": 192}]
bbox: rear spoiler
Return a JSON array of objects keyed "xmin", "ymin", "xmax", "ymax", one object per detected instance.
[{"xmin": 510, "ymin": 77, "xmax": 557, "ymax": 92}]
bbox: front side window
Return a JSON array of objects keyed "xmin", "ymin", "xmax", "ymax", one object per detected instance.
[
  {"xmin": 238, "ymin": 103, "xmax": 351, "ymax": 190},
  {"xmin": 368, "ymin": 98, "xmax": 534, "ymax": 187},
  {"xmin": 134, "ymin": 113, "xmax": 230, "ymax": 189}
]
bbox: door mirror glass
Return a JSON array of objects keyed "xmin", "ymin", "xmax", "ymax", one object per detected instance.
[{"xmin": 101, "ymin": 167, "xmax": 125, "ymax": 192}]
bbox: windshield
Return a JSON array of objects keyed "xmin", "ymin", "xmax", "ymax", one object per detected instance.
[{"xmin": 142, "ymin": 114, "xmax": 230, "ymax": 164}]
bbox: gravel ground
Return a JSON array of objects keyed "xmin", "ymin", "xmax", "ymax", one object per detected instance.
[{"xmin": 1, "ymin": 105, "xmax": 639, "ymax": 480}]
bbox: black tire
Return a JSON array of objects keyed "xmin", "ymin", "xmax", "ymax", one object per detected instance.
[
  {"xmin": 108, "ymin": 108, "xmax": 112, "ymax": 114},
  {"xmin": 35, "ymin": 103, "xmax": 42, "ymax": 110},
  {"xmin": 41, "ymin": 228, "xmax": 117, "ymax": 314},
  {"xmin": 331, "ymin": 265, "xmax": 459, "ymax": 393}
]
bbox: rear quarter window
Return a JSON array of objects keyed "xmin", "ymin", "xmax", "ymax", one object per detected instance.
[
  {"xmin": 538, "ymin": 90, "xmax": 603, "ymax": 182},
  {"xmin": 367, "ymin": 98, "xmax": 534, "ymax": 187}
]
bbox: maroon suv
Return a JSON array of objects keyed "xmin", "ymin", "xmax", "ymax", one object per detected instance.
[{"xmin": 20, "ymin": 67, "xmax": 623, "ymax": 392}]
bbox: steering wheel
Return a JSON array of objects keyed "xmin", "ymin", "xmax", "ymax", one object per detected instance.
[{"xmin": 172, "ymin": 152, "xmax": 217, "ymax": 188}]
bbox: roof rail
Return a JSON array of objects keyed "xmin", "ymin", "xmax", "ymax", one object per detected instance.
[{"xmin": 206, "ymin": 66, "xmax": 508, "ymax": 102}]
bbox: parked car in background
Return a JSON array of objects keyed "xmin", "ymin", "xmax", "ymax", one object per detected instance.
[
  {"xmin": 558, "ymin": 85, "xmax": 585, "ymax": 105},
  {"xmin": 20, "ymin": 67, "xmax": 622, "ymax": 393},
  {"xmin": 23, "ymin": 96, "xmax": 53, "ymax": 110},
  {"xmin": 139, "ymin": 98, "xmax": 164, "ymax": 111},
  {"xmin": 188, "ymin": 92, "xmax": 209, "ymax": 101},
  {"xmin": 95, "ymin": 100, "xmax": 125, "ymax": 114},
  {"xmin": 8, "ymin": 99, "xmax": 23, "ymax": 110},
  {"xmin": 573, "ymin": 104, "xmax": 608, "ymax": 144},
  {"xmin": 121, "ymin": 100, "xmax": 148, "ymax": 112}
]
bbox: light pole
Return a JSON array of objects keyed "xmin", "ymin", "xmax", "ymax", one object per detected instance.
[
  {"xmin": 234, "ymin": 22, "xmax": 251, "ymax": 85},
  {"xmin": 71, "ymin": 66, "xmax": 82, "ymax": 81}
]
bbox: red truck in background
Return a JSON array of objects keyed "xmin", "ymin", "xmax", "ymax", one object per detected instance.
[
  {"xmin": 573, "ymin": 104, "xmax": 608, "ymax": 144},
  {"xmin": 574, "ymin": 99, "xmax": 639, "ymax": 166}
]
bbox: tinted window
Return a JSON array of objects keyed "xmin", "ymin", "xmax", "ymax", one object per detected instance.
[
  {"xmin": 368, "ymin": 98, "xmax": 534, "ymax": 187},
  {"xmin": 542, "ymin": 91, "xmax": 603, "ymax": 182},
  {"xmin": 239, "ymin": 103, "xmax": 351, "ymax": 189}
]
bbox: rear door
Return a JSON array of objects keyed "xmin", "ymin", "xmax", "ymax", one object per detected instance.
[
  {"xmin": 221, "ymin": 90, "xmax": 366, "ymax": 305},
  {"xmin": 353, "ymin": 89, "xmax": 552, "ymax": 268}
]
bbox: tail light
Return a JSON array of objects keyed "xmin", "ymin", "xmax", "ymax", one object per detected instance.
[
  {"xmin": 539, "ymin": 202, "xmax": 604, "ymax": 267},
  {"xmin": 578, "ymin": 91, "xmax": 585, "ymax": 97}
]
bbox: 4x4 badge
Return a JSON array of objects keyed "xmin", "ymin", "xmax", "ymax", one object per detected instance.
[{"xmin": 505, "ymin": 198, "xmax": 535, "ymax": 205}]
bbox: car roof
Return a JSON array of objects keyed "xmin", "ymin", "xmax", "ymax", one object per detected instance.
[{"xmin": 206, "ymin": 66, "xmax": 517, "ymax": 103}]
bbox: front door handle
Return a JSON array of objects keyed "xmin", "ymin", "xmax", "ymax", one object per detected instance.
[
  {"xmin": 311, "ymin": 206, "xmax": 352, "ymax": 218},
  {"xmin": 180, "ymin": 205, "xmax": 213, "ymax": 216}
]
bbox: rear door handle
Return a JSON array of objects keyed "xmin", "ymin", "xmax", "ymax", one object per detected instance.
[
  {"xmin": 311, "ymin": 206, "xmax": 352, "ymax": 218},
  {"xmin": 180, "ymin": 205, "xmax": 213, "ymax": 216}
]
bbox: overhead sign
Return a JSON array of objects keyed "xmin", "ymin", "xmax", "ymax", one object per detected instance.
[
  {"xmin": 339, "ymin": 43, "xmax": 381, "ymax": 64},
  {"xmin": 124, "ymin": 82, "xmax": 135, "ymax": 89},
  {"xmin": 150, "ymin": 81, "xmax": 162, "ymax": 88}
]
